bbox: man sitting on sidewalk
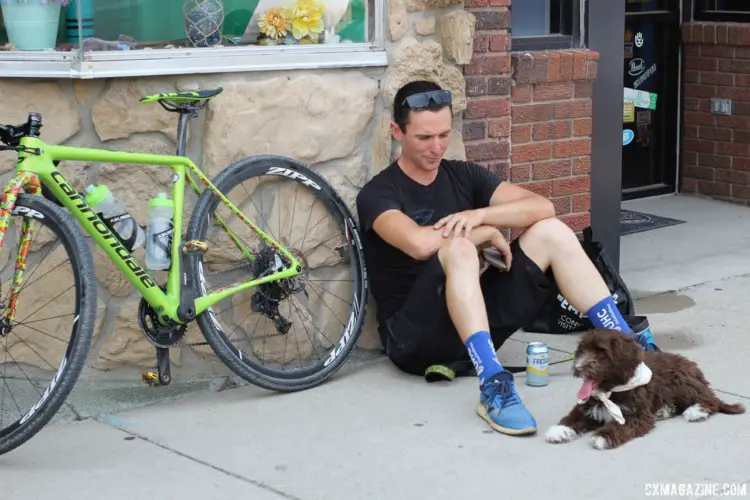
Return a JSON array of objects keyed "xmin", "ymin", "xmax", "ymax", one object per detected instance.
[{"xmin": 355, "ymin": 80, "xmax": 659, "ymax": 436}]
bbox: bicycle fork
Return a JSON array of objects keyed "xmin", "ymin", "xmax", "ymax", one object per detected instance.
[{"xmin": 0, "ymin": 172, "xmax": 42, "ymax": 333}]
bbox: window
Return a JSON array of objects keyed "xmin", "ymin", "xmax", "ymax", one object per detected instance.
[
  {"xmin": 511, "ymin": 0, "xmax": 581, "ymax": 51},
  {"xmin": 694, "ymin": 0, "xmax": 750, "ymax": 22},
  {"xmin": 0, "ymin": 0, "xmax": 385, "ymax": 78}
]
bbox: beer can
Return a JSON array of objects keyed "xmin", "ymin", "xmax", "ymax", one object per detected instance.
[{"xmin": 526, "ymin": 342, "xmax": 549, "ymax": 387}]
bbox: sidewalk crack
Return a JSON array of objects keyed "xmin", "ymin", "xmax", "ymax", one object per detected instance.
[{"xmin": 94, "ymin": 417, "xmax": 304, "ymax": 500}]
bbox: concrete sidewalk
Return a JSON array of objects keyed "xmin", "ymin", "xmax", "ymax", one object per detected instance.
[
  {"xmin": 2, "ymin": 194, "xmax": 749, "ymax": 500},
  {"xmin": 3, "ymin": 262, "xmax": 750, "ymax": 500}
]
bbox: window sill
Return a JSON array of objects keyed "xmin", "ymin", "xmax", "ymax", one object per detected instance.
[
  {"xmin": 0, "ymin": 43, "xmax": 388, "ymax": 79},
  {"xmin": 510, "ymin": 34, "xmax": 575, "ymax": 52},
  {"xmin": 693, "ymin": 11, "xmax": 750, "ymax": 23}
]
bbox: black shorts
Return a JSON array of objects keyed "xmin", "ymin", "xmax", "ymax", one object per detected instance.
[{"xmin": 378, "ymin": 238, "xmax": 553, "ymax": 376}]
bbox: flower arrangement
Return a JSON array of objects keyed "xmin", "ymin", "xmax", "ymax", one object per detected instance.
[{"xmin": 257, "ymin": 0, "xmax": 333, "ymax": 45}]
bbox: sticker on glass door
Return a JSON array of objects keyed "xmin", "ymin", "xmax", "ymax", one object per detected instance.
[{"xmin": 623, "ymin": 129, "xmax": 635, "ymax": 146}]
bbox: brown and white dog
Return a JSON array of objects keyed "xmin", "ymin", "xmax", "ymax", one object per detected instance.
[{"xmin": 544, "ymin": 328, "xmax": 745, "ymax": 450}]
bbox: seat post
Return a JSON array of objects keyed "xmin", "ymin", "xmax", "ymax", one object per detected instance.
[{"xmin": 175, "ymin": 108, "xmax": 195, "ymax": 157}]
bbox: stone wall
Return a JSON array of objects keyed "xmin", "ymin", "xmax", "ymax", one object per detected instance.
[
  {"xmin": 681, "ymin": 22, "xmax": 750, "ymax": 205},
  {"xmin": 0, "ymin": 0, "xmax": 476, "ymax": 379}
]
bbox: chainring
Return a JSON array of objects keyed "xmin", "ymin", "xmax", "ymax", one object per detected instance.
[{"xmin": 138, "ymin": 285, "xmax": 187, "ymax": 348}]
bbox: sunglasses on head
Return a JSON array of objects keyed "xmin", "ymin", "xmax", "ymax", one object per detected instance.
[{"xmin": 402, "ymin": 90, "xmax": 452, "ymax": 110}]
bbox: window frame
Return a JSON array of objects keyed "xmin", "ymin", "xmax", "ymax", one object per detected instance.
[
  {"xmin": 693, "ymin": 0, "xmax": 750, "ymax": 22},
  {"xmin": 510, "ymin": 0, "xmax": 583, "ymax": 51},
  {"xmin": 0, "ymin": 0, "xmax": 387, "ymax": 79}
]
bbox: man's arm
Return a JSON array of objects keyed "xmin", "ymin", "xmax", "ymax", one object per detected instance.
[
  {"xmin": 372, "ymin": 210, "xmax": 500, "ymax": 260},
  {"xmin": 476, "ymin": 182, "xmax": 556, "ymax": 229},
  {"xmin": 435, "ymin": 165, "xmax": 556, "ymax": 237}
]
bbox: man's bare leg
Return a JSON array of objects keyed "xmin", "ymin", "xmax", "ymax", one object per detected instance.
[
  {"xmin": 436, "ymin": 238, "xmax": 489, "ymax": 343},
  {"xmin": 518, "ymin": 218, "xmax": 611, "ymax": 313},
  {"xmin": 518, "ymin": 218, "xmax": 658, "ymax": 350},
  {"xmin": 437, "ymin": 238, "xmax": 537, "ymax": 435}
]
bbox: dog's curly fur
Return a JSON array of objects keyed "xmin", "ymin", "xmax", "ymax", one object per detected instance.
[{"xmin": 544, "ymin": 329, "xmax": 745, "ymax": 450}]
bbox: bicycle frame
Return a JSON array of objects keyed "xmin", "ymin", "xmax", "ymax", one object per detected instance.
[{"xmin": 2, "ymin": 135, "xmax": 303, "ymax": 325}]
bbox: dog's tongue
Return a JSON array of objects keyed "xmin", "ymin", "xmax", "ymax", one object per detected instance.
[{"xmin": 577, "ymin": 379, "xmax": 597, "ymax": 400}]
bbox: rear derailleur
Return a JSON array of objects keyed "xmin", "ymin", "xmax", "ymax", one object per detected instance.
[{"xmin": 250, "ymin": 292, "xmax": 291, "ymax": 334}]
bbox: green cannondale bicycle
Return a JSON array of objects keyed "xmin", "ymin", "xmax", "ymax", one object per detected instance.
[{"xmin": 0, "ymin": 87, "xmax": 368, "ymax": 455}]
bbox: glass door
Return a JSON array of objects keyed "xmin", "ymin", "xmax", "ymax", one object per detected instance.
[{"xmin": 622, "ymin": 0, "xmax": 681, "ymax": 200}]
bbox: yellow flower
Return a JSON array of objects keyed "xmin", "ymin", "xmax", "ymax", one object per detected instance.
[
  {"xmin": 258, "ymin": 7, "xmax": 289, "ymax": 40},
  {"xmin": 285, "ymin": 0, "xmax": 326, "ymax": 40}
]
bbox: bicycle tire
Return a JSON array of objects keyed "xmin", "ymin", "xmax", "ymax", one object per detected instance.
[
  {"xmin": 0, "ymin": 195, "xmax": 96, "ymax": 456},
  {"xmin": 186, "ymin": 155, "xmax": 368, "ymax": 392}
]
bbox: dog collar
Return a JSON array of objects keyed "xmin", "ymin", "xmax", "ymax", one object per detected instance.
[{"xmin": 578, "ymin": 362, "xmax": 653, "ymax": 424}]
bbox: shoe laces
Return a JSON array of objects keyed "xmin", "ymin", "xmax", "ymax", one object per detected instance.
[{"xmin": 484, "ymin": 376, "xmax": 521, "ymax": 408}]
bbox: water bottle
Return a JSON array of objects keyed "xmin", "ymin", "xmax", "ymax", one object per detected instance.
[
  {"xmin": 145, "ymin": 193, "xmax": 175, "ymax": 271},
  {"xmin": 84, "ymin": 184, "xmax": 145, "ymax": 251}
]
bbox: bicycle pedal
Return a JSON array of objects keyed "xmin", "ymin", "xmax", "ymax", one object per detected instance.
[
  {"xmin": 183, "ymin": 240, "xmax": 208, "ymax": 254},
  {"xmin": 142, "ymin": 371, "xmax": 160, "ymax": 386}
]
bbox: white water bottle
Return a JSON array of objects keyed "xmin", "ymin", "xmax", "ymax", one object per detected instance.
[
  {"xmin": 85, "ymin": 184, "xmax": 145, "ymax": 251},
  {"xmin": 145, "ymin": 193, "xmax": 174, "ymax": 271}
]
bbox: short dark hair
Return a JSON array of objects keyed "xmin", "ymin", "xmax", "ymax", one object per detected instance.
[{"xmin": 393, "ymin": 80, "xmax": 452, "ymax": 133}]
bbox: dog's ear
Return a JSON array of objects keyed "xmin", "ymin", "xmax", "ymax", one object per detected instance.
[{"xmin": 605, "ymin": 332, "xmax": 644, "ymax": 383}]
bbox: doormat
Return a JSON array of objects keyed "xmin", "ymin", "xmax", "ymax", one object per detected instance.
[{"xmin": 620, "ymin": 209, "xmax": 686, "ymax": 236}]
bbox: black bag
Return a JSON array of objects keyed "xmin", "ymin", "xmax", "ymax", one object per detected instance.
[{"xmin": 522, "ymin": 226, "xmax": 636, "ymax": 334}]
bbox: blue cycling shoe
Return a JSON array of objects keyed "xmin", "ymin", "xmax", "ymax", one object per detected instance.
[
  {"xmin": 629, "ymin": 317, "xmax": 661, "ymax": 352},
  {"xmin": 477, "ymin": 370, "xmax": 537, "ymax": 435},
  {"xmin": 634, "ymin": 328, "xmax": 661, "ymax": 352}
]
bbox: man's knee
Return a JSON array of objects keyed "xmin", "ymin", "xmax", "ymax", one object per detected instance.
[
  {"xmin": 437, "ymin": 237, "xmax": 479, "ymax": 273},
  {"xmin": 521, "ymin": 217, "xmax": 578, "ymax": 248}
]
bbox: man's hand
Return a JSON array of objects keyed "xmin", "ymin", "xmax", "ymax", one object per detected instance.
[
  {"xmin": 489, "ymin": 231, "xmax": 512, "ymax": 270},
  {"xmin": 434, "ymin": 209, "xmax": 485, "ymax": 238}
]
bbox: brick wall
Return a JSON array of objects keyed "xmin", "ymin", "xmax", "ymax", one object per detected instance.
[
  {"xmin": 681, "ymin": 22, "xmax": 750, "ymax": 205},
  {"xmin": 462, "ymin": 0, "xmax": 599, "ymax": 236},
  {"xmin": 509, "ymin": 50, "xmax": 598, "ymax": 236},
  {"xmin": 462, "ymin": 0, "xmax": 512, "ymax": 181}
]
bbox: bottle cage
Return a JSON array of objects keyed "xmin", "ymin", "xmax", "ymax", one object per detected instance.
[{"xmin": 98, "ymin": 212, "xmax": 139, "ymax": 252}]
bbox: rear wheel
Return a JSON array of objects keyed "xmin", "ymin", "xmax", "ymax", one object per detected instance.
[
  {"xmin": 186, "ymin": 155, "xmax": 368, "ymax": 392},
  {"xmin": 0, "ymin": 195, "xmax": 96, "ymax": 455}
]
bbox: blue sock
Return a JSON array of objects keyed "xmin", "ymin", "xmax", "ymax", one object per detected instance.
[
  {"xmin": 465, "ymin": 331, "xmax": 504, "ymax": 385},
  {"xmin": 586, "ymin": 296, "xmax": 632, "ymax": 333}
]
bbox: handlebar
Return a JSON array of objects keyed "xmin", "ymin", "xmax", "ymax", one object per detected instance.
[{"xmin": 0, "ymin": 112, "xmax": 43, "ymax": 149}]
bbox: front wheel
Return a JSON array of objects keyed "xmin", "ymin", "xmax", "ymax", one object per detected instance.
[
  {"xmin": 0, "ymin": 195, "xmax": 96, "ymax": 455},
  {"xmin": 186, "ymin": 155, "xmax": 368, "ymax": 392}
]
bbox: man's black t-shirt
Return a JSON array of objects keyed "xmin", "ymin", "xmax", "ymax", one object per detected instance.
[{"xmin": 355, "ymin": 159, "xmax": 503, "ymax": 326}]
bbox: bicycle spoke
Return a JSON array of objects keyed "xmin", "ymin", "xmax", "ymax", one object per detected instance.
[
  {"xmin": 0, "ymin": 338, "xmax": 22, "ymax": 424},
  {"xmin": 306, "ymin": 281, "xmax": 347, "ymax": 328},
  {"xmin": 14, "ymin": 285, "xmax": 74, "ymax": 326},
  {"xmin": 244, "ymin": 183, "xmax": 279, "ymax": 245},
  {"xmin": 307, "ymin": 280, "xmax": 353, "ymax": 308},
  {"xmin": 288, "ymin": 299, "xmax": 326, "ymax": 357},
  {"xmin": 287, "ymin": 188, "xmax": 299, "ymax": 248},
  {"xmin": 12, "ymin": 312, "xmax": 75, "ymax": 327},
  {"xmin": 0, "ymin": 233, "xmax": 61, "ymax": 305},
  {"xmin": 10, "ymin": 320, "xmax": 70, "ymax": 345}
]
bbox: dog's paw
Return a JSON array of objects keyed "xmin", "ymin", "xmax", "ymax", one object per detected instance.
[
  {"xmin": 544, "ymin": 425, "xmax": 578, "ymax": 443},
  {"xmin": 590, "ymin": 435, "xmax": 612, "ymax": 450},
  {"xmin": 682, "ymin": 404, "xmax": 710, "ymax": 422}
]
